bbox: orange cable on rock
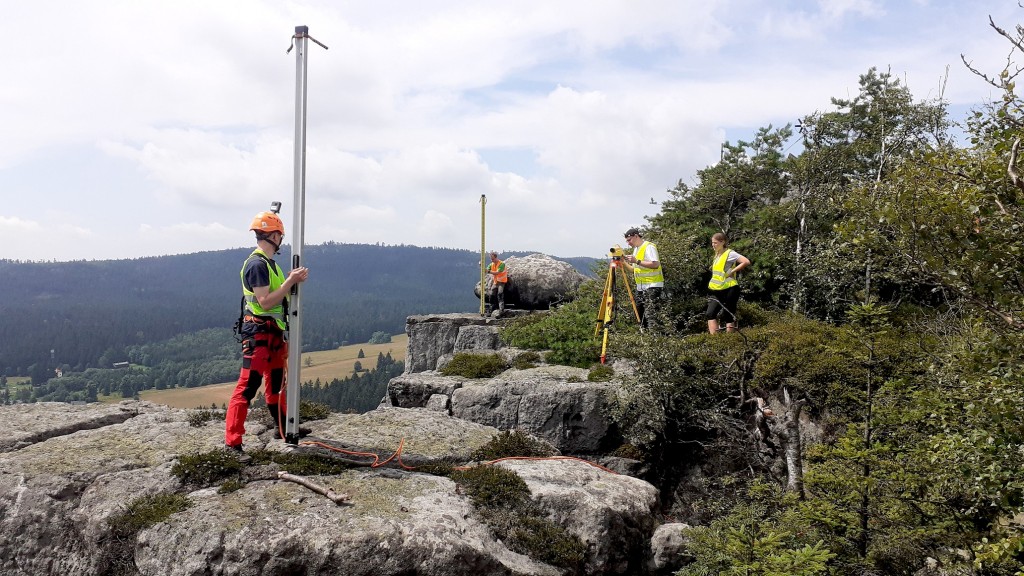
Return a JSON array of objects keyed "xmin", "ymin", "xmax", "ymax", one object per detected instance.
[{"xmin": 299, "ymin": 437, "xmax": 417, "ymax": 470}]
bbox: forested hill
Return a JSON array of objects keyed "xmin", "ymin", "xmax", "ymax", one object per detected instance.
[{"xmin": 0, "ymin": 243, "xmax": 595, "ymax": 379}]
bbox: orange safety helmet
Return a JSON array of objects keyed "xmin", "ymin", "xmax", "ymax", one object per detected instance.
[{"xmin": 249, "ymin": 211, "xmax": 285, "ymax": 234}]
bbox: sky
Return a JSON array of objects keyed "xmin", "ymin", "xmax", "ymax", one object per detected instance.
[{"xmin": 1, "ymin": 0, "xmax": 1020, "ymax": 262}]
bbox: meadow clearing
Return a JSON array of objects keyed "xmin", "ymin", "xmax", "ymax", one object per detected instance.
[{"xmin": 134, "ymin": 334, "xmax": 407, "ymax": 409}]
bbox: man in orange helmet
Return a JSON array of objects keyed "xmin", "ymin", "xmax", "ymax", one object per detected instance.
[{"xmin": 225, "ymin": 210, "xmax": 309, "ymax": 452}]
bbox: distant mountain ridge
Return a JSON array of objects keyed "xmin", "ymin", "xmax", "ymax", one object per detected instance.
[{"xmin": 0, "ymin": 243, "xmax": 595, "ymax": 379}]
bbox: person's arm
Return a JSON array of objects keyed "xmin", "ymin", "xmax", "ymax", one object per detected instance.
[
  {"xmin": 728, "ymin": 253, "xmax": 750, "ymax": 277},
  {"xmin": 254, "ymin": 267, "xmax": 309, "ymax": 309}
]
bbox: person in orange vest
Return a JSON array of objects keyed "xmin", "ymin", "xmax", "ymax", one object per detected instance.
[
  {"xmin": 707, "ymin": 232, "xmax": 750, "ymax": 334},
  {"xmin": 225, "ymin": 210, "xmax": 309, "ymax": 453},
  {"xmin": 487, "ymin": 251, "xmax": 508, "ymax": 315}
]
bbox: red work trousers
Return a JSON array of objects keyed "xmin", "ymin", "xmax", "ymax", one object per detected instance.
[{"xmin": 225, "ymin": 330, "xmax": 287, "ymax": 447}]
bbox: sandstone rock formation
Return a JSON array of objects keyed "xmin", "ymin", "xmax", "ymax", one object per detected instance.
[
  {"xmin": 404, "ymin": 313, "xmax": 498, "ymax": 373},
  {"xmin": 394, "ymin": 314, "xmax": 621, "ymax": 454},
  {"xmin": 0, "ymin": 401, "xmax": 658, "ymax": 576},
  {"xmin": 475, "ymin": 253, "xmax": 589, "ymax": 310}
]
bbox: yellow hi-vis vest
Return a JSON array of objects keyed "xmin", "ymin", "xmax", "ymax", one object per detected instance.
[
  {"xmin": 634, "ymin": 241, "xmax": 664, "ymax": 286},
  {"xmin": 240, "ymin": 249, "xmax": 288, "ymax": 331},
  {"xmin": 709, "ymin": 249, "xmax": 738, "ymax": 291}
]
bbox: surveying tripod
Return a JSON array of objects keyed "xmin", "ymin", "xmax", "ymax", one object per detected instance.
[{"xmin": 595, "ymin": 246, "xmax": 641, "ymax": 364}]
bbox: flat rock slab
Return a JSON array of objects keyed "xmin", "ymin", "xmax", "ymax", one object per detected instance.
[{"xmin": 0, "ymin": 401, "xmax": 657, "ymax": 576}]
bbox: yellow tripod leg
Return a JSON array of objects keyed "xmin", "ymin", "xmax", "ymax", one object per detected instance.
[
  {"xmin": 595, "ymin": 262, "xmax": 616, "ymax": 337},
  {"xmin": 619, "ymin": 263, "xmax": 641, "ymax": 323}
]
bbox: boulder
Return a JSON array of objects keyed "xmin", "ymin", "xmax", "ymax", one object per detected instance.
[
  {"xmin": 648, "ymin": 523, "xmax": 693, "ymax": 574},
  {"xmin": 451, "ymin": 366, "xmax": 620, "ymax": 454},
  {"xmin": 500, "ymin": 459, "xmax": 659, "ymax": 575},
  {"xmin": 0, "ymin": 401, "xmax": 657, "ymax": 576},
  {"xmin": 475, "ymin": 253, "xmax": 589, "ymax": 310},
  {"xmin": 387, "ymin": 371, "xmax": 462, "ymax": 407}
]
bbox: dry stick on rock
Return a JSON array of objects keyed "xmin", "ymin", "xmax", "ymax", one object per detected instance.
[{"xmin": 278, "ymin": 471, "xmax": 351, "ymax": 505}]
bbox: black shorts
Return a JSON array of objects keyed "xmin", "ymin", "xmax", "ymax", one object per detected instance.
[{"xmin": 706, "ymin": 286, "xmax": 740, "ymax": 321}]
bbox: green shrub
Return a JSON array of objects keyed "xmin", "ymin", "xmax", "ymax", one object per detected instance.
[
  {"xmin": 186, "ymin": 408, "xmax": 223, "ymax": 427},
  {"xmin": 511, "ymin": 351, "xmax": 542, "ymax": 370},
  {"xmin": 441, "ymin": 353, "xmax": 507, "ymax": 378},
  {"xmin": 501, "ymin": 291, "xmax": 601, "ymax": 368},
  {"xmin": 587, "ymin": 363, "xmax": 614, "ymax": 382},
  {"xmin": 611, "ymin": 443, "xmax": 644, "ymax": 460},
  {"xmin": 247, "ymin": 449, "xmax": 355, "ymax": 476},
  {"xmin": 508, "ymin": 515, "xmax": 587, "ymax": 570},
  {"xmin": 299, "ymin": 400, "xmax": 331, "ymax": 421},
  {"xmin": 108, "ymin": 492, "xmax": 192, "ymax": 540},
  {"xmin": 217, "ymin": 478, "xmax": 246, "ymax": 494},
  {"xmin": 471, "ymin": 430, "xmax": 557, "ymax": 461},
  {"xmin": 452, "ymin": 465, "xmax": 531, "ymax": 509},
  {"xmin": 451, "ymin": 464, "xmax": 586, "ymax": 572},
  {"xmin": 171, "ymin": 450, "xmax": 244, "ymax": 486},
  {"xmin": 414, "ymin": 459, "xmax": 457, "ymax": 477},
  {"xmin": 103, "ymin": 492, "xmax": 193, "ymax": 575}
]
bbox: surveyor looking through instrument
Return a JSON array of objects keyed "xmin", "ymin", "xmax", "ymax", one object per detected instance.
[
  {"xmin": 623, "ymin": 227, "xmax": 664, "ymax": 331},
  {"xmin": 225, "ymin": 206, "xmax": 310, "ymax": 453}
]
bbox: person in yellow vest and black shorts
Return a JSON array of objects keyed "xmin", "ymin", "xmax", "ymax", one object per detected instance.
[
  {"xmin": 487, "ymin": 251, "xmax": 508, "ymax": 316},
  {"xmin": 706, "ymin": 232, "xmax": 750, "ymax": 334},
  {"xmin": 624, "ymin": 227, "xmax": 664, "ymax": 330},
  {"xmin": 225, "ymin": 210, "xmax": 309, "ymax": 453}
]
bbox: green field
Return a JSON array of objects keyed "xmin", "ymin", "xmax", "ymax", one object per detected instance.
[{"xmin": 134, "ymin": 334, "xmax": 407, "ymax": 409}]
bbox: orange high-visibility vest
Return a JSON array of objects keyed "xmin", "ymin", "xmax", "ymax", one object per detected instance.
[{"xmin": 490, "ymin": 260, "xmax": 508, "ymax": 283}]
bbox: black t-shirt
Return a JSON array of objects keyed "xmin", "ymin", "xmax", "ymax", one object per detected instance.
[{"xmin": 243, "ymin": 255, "xmax": 277, "ymax": 292}]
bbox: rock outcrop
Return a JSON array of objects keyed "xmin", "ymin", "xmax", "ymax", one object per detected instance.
[
  {"xmin": 0, "ymin": 401, "xmax": 658, "ymax": 576},
  {"xmin": 475, "ymin": 253, "xmax": 589, "ymax": 310},
  {"xmin": 404, "ymin": 313, "xmax": 499, "ymax": 373},
  {"xmin": 394, "ymin": 314, "xmax": 621, "ymax": 454}
]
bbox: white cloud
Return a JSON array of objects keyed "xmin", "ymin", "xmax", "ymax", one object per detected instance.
[{"xmin": 1, "ymin": 0, "xmax": 1021, "ymax": 261}]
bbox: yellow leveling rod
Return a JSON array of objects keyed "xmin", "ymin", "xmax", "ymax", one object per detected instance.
[{"xmin": 479, "ymin": 194, "xmax": 487, "ymax": 316}]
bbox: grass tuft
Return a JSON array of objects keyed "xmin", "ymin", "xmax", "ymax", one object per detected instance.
[{"xmin": 440, "ymin": 353, "xmax": 508, "ymax": 378}]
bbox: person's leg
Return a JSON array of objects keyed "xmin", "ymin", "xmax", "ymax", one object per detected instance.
[
  {"xmin": 706, "ymin": 294, "xmax": 723, "ymax": 334},
  {"xmin": 225, "ymin": 337, "xmax": 269, "ymax": 447},
  {"xmin": 723, "ymin": 287, "xmax": 741, "ymax": 332},
  {"xmin": 264, "ymin": 335, "xmax": 287, "ymax": 438},
  {"xmin": 647, "ymin": 287, "xmax": 663, "ymax": 330},
  {"xmin": 496, "ymin": 283, "xmax": 505, "ymax": 312},
  {"xmin": 636, "ymin": 288, "xmax": 648, "ymax": 329}
]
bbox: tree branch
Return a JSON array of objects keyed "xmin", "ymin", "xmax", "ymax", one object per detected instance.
[{"xmin": 278, "ymin": 471, "xmax": 351, "ymax": 505}]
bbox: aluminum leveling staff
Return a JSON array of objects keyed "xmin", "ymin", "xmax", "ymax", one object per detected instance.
[{"xmin": 225, "ymin": 209, "xmax": 310, "ymax": 453}]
